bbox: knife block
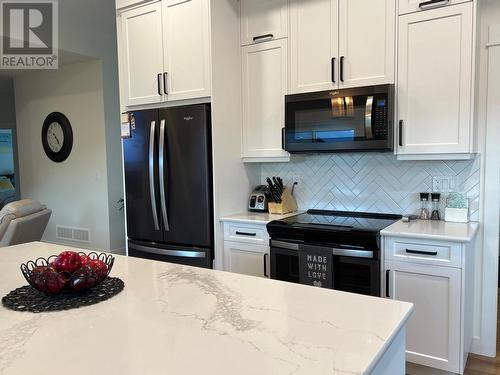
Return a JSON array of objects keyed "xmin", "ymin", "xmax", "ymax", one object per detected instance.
[{"xmin": 268, "ymin": 187, "xmax": 298, "ymax": 215}]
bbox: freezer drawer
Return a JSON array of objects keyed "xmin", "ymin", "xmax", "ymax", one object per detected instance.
[{"xmin": 128, "ymin": 240, "xmax": 213, "ymax": 269}]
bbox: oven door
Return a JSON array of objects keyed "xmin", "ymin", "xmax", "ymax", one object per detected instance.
[
  {"xmin": 270, "ymin": 240, "xmax": 380, "ymax": 297},
  {"xmin": 284, "ymin": 84, "xmax": 394, "ymax": 153}
]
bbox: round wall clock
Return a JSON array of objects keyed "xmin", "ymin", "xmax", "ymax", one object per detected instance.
[{"xmin": 41, "ymin": 112, "xmax": 73, "ymax": 163}]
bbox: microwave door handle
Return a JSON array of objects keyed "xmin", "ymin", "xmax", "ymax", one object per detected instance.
[{"xmin": 365, "ymin": 96, "xmax": 374, "ymax": 140}]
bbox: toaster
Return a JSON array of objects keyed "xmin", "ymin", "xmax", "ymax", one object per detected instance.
[{"xmin": 248, "ymin": 185, "xmax": 268, "ymax": 212}]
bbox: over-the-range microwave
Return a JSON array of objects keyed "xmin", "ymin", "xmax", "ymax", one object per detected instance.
[{"xmin": 283, "ymin": 84, "xmax": 394, "ymax": 153}]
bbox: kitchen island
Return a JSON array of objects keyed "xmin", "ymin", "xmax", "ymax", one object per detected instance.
[{"xmin": 0, "ymin": 242, "xmax": 413, "ymax": 375}]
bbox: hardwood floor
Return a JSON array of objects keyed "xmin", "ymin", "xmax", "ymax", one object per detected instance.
[{"xmin": 463, "ymin": 289, "xmax": 500, "ymax": 375}]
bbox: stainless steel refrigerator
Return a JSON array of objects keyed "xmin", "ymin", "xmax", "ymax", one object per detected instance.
[{"xmin": 123, "ymin": 104, "xmax": 213, "ymax": 268}]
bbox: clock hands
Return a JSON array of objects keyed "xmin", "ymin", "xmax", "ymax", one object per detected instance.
[{"xmin": 52, "ymin": 133, "xmax": 61, "ymax": 146}]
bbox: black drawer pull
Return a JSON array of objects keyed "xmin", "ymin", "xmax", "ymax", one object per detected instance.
[
  {"xmin": 405, "ymin": 249, "xmax": 438, "ymax": 256},
  {"xmin": 253, "ymin": 34, "xmax": 274, "ymax": 42},
  {"xmin": 419, "ymin": 0, "xmax": 449, "ymax": 9},
  {"xmin": 236, "ymin": 231, "xmax": 257, "ymax": 237},
  {"xmin": 386, "ymin": 270, "xmax": 390, "ymax": 298}
]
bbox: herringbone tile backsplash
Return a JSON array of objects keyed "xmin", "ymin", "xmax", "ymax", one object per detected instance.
[{"xmin": 262, "ymin": 153, "xmax": 480, "ymax": 221}]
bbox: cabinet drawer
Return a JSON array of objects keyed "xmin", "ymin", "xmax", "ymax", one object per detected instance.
[
  {"xmin": 384, "ymin": 237, "xmax": 462, "ymax": 268},
  {"xmin": 223, "ymin": 222, "xmax": 269, "ymax": 245},
  {"xmin": 398, "ymin": 0, "xmax": 471, "ymax": 15}
]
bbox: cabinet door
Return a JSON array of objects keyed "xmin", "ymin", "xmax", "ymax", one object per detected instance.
[
  {"xmin": 385, "ymin": 260, "xmax": 461, "ymax": 373},
  {"xmin": 242, "ymin": 39, "xmax": 289, "ymax": 161},
  {"xmin": 240, "ymin": 0, "xmax": 288, "ymax": 46},
  {"xmin": 290, "ymin": 0, "xmax": 338, "ymax": 93},
  {"xmin": 398, "ymin": 0, "xmax": 470, "ymax": 16},
  {"xmin": 397, "ymin": 3, "xmax": 473, "ymax": 155},
  {"xmin": 162, "ymin": 0, "xmax": 211, "ymax": 101},
  {"xmin": 338, "ymin": 0, "xmax": 395, "ymax": 88},
  {"xmin": 120, "ymin": 2, "xmax": 165, "ymax": 107},
  {"xmin": 224, "ymin": 241, "xmax": 270, "ymax": 278}
]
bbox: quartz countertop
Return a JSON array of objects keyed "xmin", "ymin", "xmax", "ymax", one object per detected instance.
[
  {"xmin": 220, "ymin": 211, "xmax": 302, "ymax": 225},
  {"xmin": 0, "ymin": 242, "xmax": 413, "ymax": 375},
  {"xmin": 381, "ymin": 219, "xmax": 479, "ymax": 243}
]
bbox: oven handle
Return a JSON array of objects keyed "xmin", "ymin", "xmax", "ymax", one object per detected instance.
[{"xmin": 270, "ymin": 240, "xmax": 374, "ymax": 259}]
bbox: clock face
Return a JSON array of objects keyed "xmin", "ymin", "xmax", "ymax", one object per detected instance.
[
  {"xmin": 41, "ymin": 112, "xmax": 73, "ymax": 163},
  {"xmin": 47, "ymin": 122, "xmax": 64, "ymax": 153}
]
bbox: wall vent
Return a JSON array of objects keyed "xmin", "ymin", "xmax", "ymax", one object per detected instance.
[{"xmin": 56, "ymin": 226, "xmax": 91, "ymax": 243}]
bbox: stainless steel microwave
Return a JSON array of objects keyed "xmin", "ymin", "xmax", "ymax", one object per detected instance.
[{"xmin": 283, "ymin": 85, "xmax": 394, "ymax": 153}]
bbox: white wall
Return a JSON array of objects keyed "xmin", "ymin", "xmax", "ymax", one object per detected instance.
[
  {"xmin": 210, "ymin": 0, "xmax": 261, "ymax": 269},
  {"xmin": 14, "ymin": 61, "xmax": 113, "ymax": 251},
  {"xmin": 58, "ymin": 0, "xmax": 125, "ymax": 252},
  {"xmin": 474, "ymin": 0, "xmax": 500, "ymax": 356}
]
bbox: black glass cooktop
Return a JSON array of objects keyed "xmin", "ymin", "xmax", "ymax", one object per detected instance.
[
  {"xmin": 267, "ymin": 210, "xmax": 402, "ymax": 249},
  {"xmin": 290, "ymin": 210, "xmax": 402, "ymax": 233}
]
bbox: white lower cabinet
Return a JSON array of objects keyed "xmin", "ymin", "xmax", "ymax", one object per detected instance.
[
  {"xmin": 223, "ymin": 241, "xmax": 269, "ymax": 278},
  {"xmin": 223, "ymin": 221, "xmax": 270, "ymax": 278},
  {"xmin": 383, "ymin": 236, "xmax": 473, "ymax": 374}
]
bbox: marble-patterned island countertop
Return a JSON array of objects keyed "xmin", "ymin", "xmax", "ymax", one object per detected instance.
[
  {"xmin": 381, "ymin": 219, "xmax": 479, "ymax": 243},
  {"xmin": 0, "ymin": 242, "xmax": 413, "ymax": 375}
]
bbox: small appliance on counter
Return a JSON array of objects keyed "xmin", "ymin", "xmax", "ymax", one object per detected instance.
[{"xmin": 248, "ymin": 185, "xmax": 269, "ymax": 212}]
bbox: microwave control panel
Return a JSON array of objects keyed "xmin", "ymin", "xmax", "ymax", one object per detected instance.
[{"xmin": 373, "ymin": 98, "xmax": 388, "ymax": 139}]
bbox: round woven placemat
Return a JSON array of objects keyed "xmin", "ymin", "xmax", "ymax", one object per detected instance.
[{"xmin": 1, "ymin": 277, "xmax": 124, "ymax": 313}]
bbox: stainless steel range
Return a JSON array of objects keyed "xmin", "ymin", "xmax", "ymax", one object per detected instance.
[{"xmin": 266, "ymin": 210, "xmax": 402, "ymax": 296}]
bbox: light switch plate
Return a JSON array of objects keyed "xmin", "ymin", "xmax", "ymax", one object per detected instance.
[{"xmin": 432, "ymin": 176, "xmax": 456, "ymax": 192}]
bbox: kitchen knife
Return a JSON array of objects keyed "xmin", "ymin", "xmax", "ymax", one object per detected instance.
[{"xmin": 272, "ymin": 177, "xmax": 282, "ymax": 195}]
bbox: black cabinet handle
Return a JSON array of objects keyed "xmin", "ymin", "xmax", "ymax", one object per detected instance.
[
  {"xmin": 157, "ymin": 73, "xmax": 162, "ymax": 96},
  {"xmin": 399, "ymin": 120, "xmax": 403, "ymax": 147},
  {"xmin": 163, "ymin": 72, "xmax": 168, "ymax": 95},
  {"xmin": 331, "ymin": 57, "xmax": 336, "ymax": 83},
  {"xmin": 253, "ymin": 33, "xmax": 274, "ymax": 42},
  {"xmin": 405, "ymin": 249, "xmax": 438, "ymax": 256},
  {"xmin": 235, "ymin": 231, "xmax": 257, "ymax": 237},
  {"xmin": 263, "ymin": 253, "xmax": 268, "ymax": 277},
  {"xmin": 419, "ymin": 0, "xmax": 449, "ymax": 9},
  {"xmin": 386, "ymin": 270, "xmax": 390, "ymax": 298},
  {"xmin": 340, "ymin": 56, "xmax": 345, "ymax": 82}
]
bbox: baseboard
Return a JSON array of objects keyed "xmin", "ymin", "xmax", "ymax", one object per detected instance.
[{"xmin": 470, "ymin": 336, "xmax": 489, "ymax": 357}]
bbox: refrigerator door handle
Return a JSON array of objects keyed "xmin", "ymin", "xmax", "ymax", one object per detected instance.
[
  {"xmin": 130, "ymin": 243, "xmax": 206, "ymax": 258},
  {"xmin": 159, "ymin": 119, "xmax": 170, "ymax": 231},
  {"xmin": 149, "ymin": 121, "xmax": 160, "ymax": 231}
]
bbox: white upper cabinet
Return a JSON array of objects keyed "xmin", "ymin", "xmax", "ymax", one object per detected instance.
[
  {"xmin": 242, "ymin": 39, "xmax": 289, "ymax": 161},
  {"xmin": 118, "ymin": 0, "xmax": 211, "ymax": 108},
  {"xmin": 289, "ymin": 0, "xmax": 395, "ymax": 94},
  {"xmin": 120, "ymin": 2, "xmax": 165, "ymax": 107},
  {"xmin": 290, "ymin": 0, "xmax": 339, "ymax": 94},
  {"xmin": 398, "ymin": 0, "xmax": 470, "ymax": 16},
  {"xmin": 240, "ymin": 0, "xmax": 288, "ymax": 46},
  {"xmin": 162, "ymin": 0, "xmax": 211, "ymax": 101},
  {"xmin": 338, "ymin": 0, "xmax": 395, "ymax": 88},
  {"xmin": 397, "ymin": 3, "xmax": 473, "ymax": 155}
]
